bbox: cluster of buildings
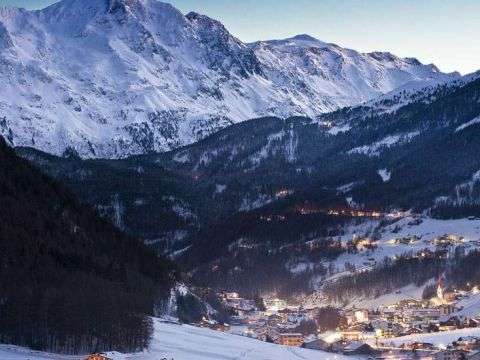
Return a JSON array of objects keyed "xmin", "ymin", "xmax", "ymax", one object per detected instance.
[
  {"xmin": 327, "ymin": 209, "xmax": 383, "ymax": 218},
  {"xmin": 197, "ymin": 281, "xmax": 480, "ymax": 359},
  {"xmin": 213, "ymin": 291, "xmax": 382, "ymax": 355},
  {"xmin": 84, "ymin": 354, "xmax": 113, "ymax": 360},
  {"xmin": 292, "ymin": 204, "xmax": 385, "ymax": 218},
  {"xmin": 193, "ymin": 226, "xmax": 480, "ymax": 359},
  {"xmin": 386, "ymin": 233, "xmax": 467, "ymax": 252},
  {"xmin": 326, "ymin": 283, "xmax": 480, "ymax": 359},
  {"xmin": 217, "ymin": 292, "xmax": 313, "ymax": 346}
]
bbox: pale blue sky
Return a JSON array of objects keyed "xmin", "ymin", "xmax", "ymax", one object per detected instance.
[{"xmin": 1, "ymin": 0, "xmax": 479, "ymax": 74}]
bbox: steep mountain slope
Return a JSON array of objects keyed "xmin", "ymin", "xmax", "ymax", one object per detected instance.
[
  {"xmin": 0, "ymin": 136, "xmax": 175, "ymax": 354},
  {"xmin": 17, "ymin": 145, "xmax": 204, "ymax": 253},
  {"xmin": 250, "ymin": 34, "xmax": 450, "ymax": 111},
  {"xmin": 158, "ymin": 72, "xmax": 480, "ymax": 212},
  {"xmin": 0, "ymin": 0, "xmax": 457, "ymax": 158}
]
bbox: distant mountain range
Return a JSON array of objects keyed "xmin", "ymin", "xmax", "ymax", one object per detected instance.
[{"xmin": 0, "ymin": 0, "xmax": 459, "ymax": 158}]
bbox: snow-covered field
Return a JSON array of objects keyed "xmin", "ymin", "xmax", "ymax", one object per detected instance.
[
  {"xmin": 0, "ymin": 346, "xmax": 83, "ymax": 360},
  {"xmin": 0, "ymin": 319, "xmax": 355, "ymax": 360},
  {"xmin": 5, "ymin": 318, "xmax": 480, "ymax": 360},
  {"xmin": 379, "ymin": 328, "xmax": 480, "ymax": 348},
  {"xmin": 6, "ymin": 315, "xmax": 480, "ymax": 359}
]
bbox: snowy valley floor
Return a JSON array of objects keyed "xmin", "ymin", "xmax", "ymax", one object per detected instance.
[
  {"xmin": 0, "ymin": 318, "xmax": 355, "ymax": 360},
  {"xmin": 3, "ymin": 319, "xmax": 480, "ymax": 359}
]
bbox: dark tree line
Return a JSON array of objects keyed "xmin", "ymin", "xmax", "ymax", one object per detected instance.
[
  {"xmin": 179, "ymin": 200, "xmax": 351, "ymax": 296},
  {"xmin": 0, "ymin": 137, "xmax": 176, "ymax": 354},
  {"xmin": 322, "ymin": 254, "xmax": 446, "ymax": 304},
  {"xmin": 448, "ymin": 250, "xmax": 480, "ymax": 288},
  {"xmin": 322, "ymin": 246, "xmax": 480, "ymax": 305},
  {"xmin": 314, "ymin": 307, "xmax": 346, "ymax": 332},
  {"xmin": 431, "ymin": 203, "xmax": 480, "ymax": 219}
]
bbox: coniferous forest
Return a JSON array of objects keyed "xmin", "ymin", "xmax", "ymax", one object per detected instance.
[
  {"xmin": 322, "ymin": 249, "xmax": 480, "ymax": 305},
  {"xmin": 0, "ymin": 137, "xmax": 176, "ymax": 354}
]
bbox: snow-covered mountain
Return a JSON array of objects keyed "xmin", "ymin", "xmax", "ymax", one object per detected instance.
[{"xmin": 0, "ymin": 0, "xmax": 458, "ymax": 158}]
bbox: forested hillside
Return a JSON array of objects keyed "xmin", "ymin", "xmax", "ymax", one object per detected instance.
[
  {"xmin": 321, "ymin": 249, "xmax": 480, "ymax": 305},
  {"xmin": 0, "ymin": 137, "xmax": 176, "ymax": 354},
  {"xmin": 16, "ymin": 74, "xmax": 480, "ymax": 297}
]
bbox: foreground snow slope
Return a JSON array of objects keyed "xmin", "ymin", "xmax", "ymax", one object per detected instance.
[
  {"xmin": 0, "ymin": 318, "xmax": 356, "ymax": 360},
  {"xmin": 0, "ymin": 346, "xmax": 82, "ymax": 360},
  {"xmin": 0, "ymin": 0, "xmax": 457, "ymax": 158}
]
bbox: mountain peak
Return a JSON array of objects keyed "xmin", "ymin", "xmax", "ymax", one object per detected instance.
[
  {"xmin": 33, "ymin": 0, "xmax": 187, "ymax": 39},
  {"xmin": 186, "ymin": 11, "xmax": 229, "ymax": 35},
  {"xmin": 291, "ymin": 34, "xmax": 319, "ymax": 42},
  {"xmin": 252, "ymin": 34, "xmax": 328, "ymax": 49},
  {"xmin": 286, "ymin": 34, "xmax": 328, "ymax": 47},
  {"xmin": 42, "ymin": 0, "xmax": 147, "ymax": 16},
  {"xmin": 367, "ymin": 51, "xmax": 400, "ymax": 63},
  {"xmin": 185, "ymin": 10, "xmax": 262, "ymax": 77},
  {"xmin": 108, "ymin": 0, "xmax": 136, "ymax": 12}
]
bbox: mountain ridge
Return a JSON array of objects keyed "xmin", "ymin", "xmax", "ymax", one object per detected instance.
[{"xmin": 0, "ymin": 0, "xmax": 459, "ymax": 158}]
